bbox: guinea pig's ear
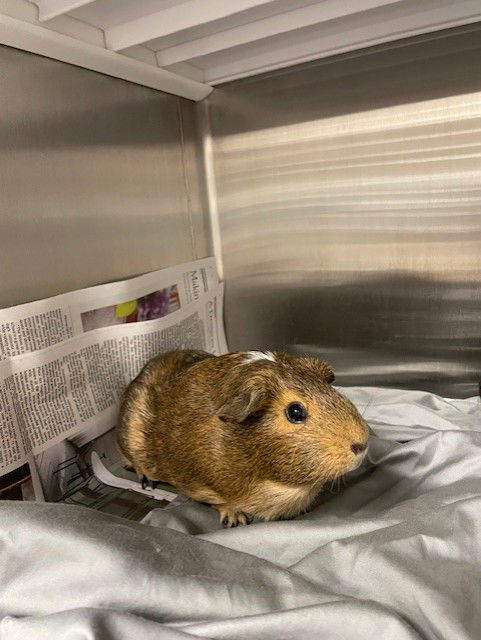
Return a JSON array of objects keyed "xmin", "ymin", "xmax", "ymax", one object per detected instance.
[
  {"xmin": 217, "ymin": 387, "xmax": 267, "ymax": 423},
  {"xmin": 308, "ymin": 358, "xmax": 335, "ymax": 383},
  {"xmin": 319, "ymin": 361, "xmax": 335, "ymax": 384}
]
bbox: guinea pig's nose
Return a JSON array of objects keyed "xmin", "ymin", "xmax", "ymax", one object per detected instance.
[{"xmin": 351, "ymin": 442, "xmax": 367, "ymax": 455}]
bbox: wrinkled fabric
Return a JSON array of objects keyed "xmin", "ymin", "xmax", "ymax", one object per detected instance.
[{"xmin": 1, "ymin": 387, "xmax": 480, "ymax": 640}]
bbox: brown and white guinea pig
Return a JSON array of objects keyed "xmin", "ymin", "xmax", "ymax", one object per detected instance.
[{"xmin": 116, "ymin": 349, "xmax": 369, "ymax": 526}]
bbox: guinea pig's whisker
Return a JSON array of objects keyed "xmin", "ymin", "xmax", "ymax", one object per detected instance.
[
  {"xmin": 328, "ymin": 476, "xmax": 342, "ymax": 494},
  {"xmin": 360, "ymin": 396, "xmax": 374, "ymax": 420},
  {"xmin": 330, "ymin": 476, "xmax": 344, "ymax": 495}
]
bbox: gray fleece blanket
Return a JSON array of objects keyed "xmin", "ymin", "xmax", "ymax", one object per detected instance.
[{"xmin": 1, "ymin": 387, "xmax": 480, "ymax": 640}]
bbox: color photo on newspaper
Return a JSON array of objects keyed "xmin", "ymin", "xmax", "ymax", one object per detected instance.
[{"xmin": 80, "ymin": 285, "xmax": 180, "ymax": 332}]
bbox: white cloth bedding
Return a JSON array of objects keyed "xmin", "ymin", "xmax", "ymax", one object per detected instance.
[{"xmin": 1, "ymin": 386, "xmax": 480, "ymax": 639}]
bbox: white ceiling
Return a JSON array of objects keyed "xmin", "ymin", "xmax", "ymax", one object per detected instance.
[
  {"xmin": 29, "ymin": 0, "xmax": 481, "ymax": 85},
  {"xmin": 2, "ymin": 0, "xmax": 481, "ymax": 99}
]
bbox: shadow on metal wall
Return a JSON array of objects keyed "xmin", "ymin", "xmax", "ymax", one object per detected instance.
[{"xmin": 225, "ymin": 273, "xmax": 480, "ymax": 398}]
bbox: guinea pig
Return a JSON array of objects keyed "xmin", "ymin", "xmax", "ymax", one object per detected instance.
[{"xmin": 116, "ymin": 349, "xmax": 369, "ymax": 526}]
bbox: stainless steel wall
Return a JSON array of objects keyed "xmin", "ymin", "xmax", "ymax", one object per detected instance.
[
  {"xmin": 206, "ymin": 25, "xmax": 481, "ymax": 397},
  {"xmin": 0, "ymin": 44, "xmax": 210, "ymax": 308}
]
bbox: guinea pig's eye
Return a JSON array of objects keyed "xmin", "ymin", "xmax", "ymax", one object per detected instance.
[{"xmin": 285, "ymin": 402, "xmax": 307, "ymax": 424}]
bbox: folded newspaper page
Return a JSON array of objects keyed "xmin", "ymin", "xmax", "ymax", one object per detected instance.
[
  {"xmin": 0, "ymin": 257, "xmax": 218, "ymax": 360},
  {"xmin": 0, "ymin": 258, "xmax": 227, "ymax": 506},
  {"xmin": 91, "ymin": 452, "xmax": 177, "ymax": 502}
]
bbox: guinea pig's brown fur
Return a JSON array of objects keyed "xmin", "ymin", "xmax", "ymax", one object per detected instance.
[{"xmin": 117, "ymin": 349, "xmax": 369, "ymax": 525}]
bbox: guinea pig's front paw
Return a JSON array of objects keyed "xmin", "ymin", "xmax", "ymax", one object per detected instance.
[{"xmin": 216, "ymin": 505, "xmax": 251, "ymax": 528}]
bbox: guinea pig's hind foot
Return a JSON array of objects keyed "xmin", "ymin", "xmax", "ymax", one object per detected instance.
[
  {"xmin": 140, "ymin": 475, "xmax": 160, "ymax": 490},
  {"xmin": 216, "ymin": 505, "xmax": 251, "ymax": 528}
]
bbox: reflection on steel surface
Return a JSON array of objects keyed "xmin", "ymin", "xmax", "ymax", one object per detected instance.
[{"xmin": 206, "ymin": 26, "xmax": 481, "ymax": 397}]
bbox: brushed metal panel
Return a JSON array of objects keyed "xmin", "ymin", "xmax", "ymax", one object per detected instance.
[
  {"xmin": 0, "ymin": 44, "xmax": 209, "ymax": 308},
  {"xmin": 207, "ymin": 25, "xmax": 481, "ymax": 397},
  {"xmin": 178, "ymin": 99, "xmax": 212, "ymax": 260}
]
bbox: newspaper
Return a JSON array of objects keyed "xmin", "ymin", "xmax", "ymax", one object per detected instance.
[
  {"xmin": 91, "ymin": 452, "xmax": 178, "ymax": 502},
  {"xmin": 0, "ymin": 258, "xmax": 227, "ymax": 505},
  {"xmin": 0, "ymin": 257, "xmax": 218, "ymax": 360}
]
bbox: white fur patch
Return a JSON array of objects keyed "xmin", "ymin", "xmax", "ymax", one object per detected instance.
[{"xmin": 242, "ymin": 350, "xmax": 276, "ymax": 364}]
